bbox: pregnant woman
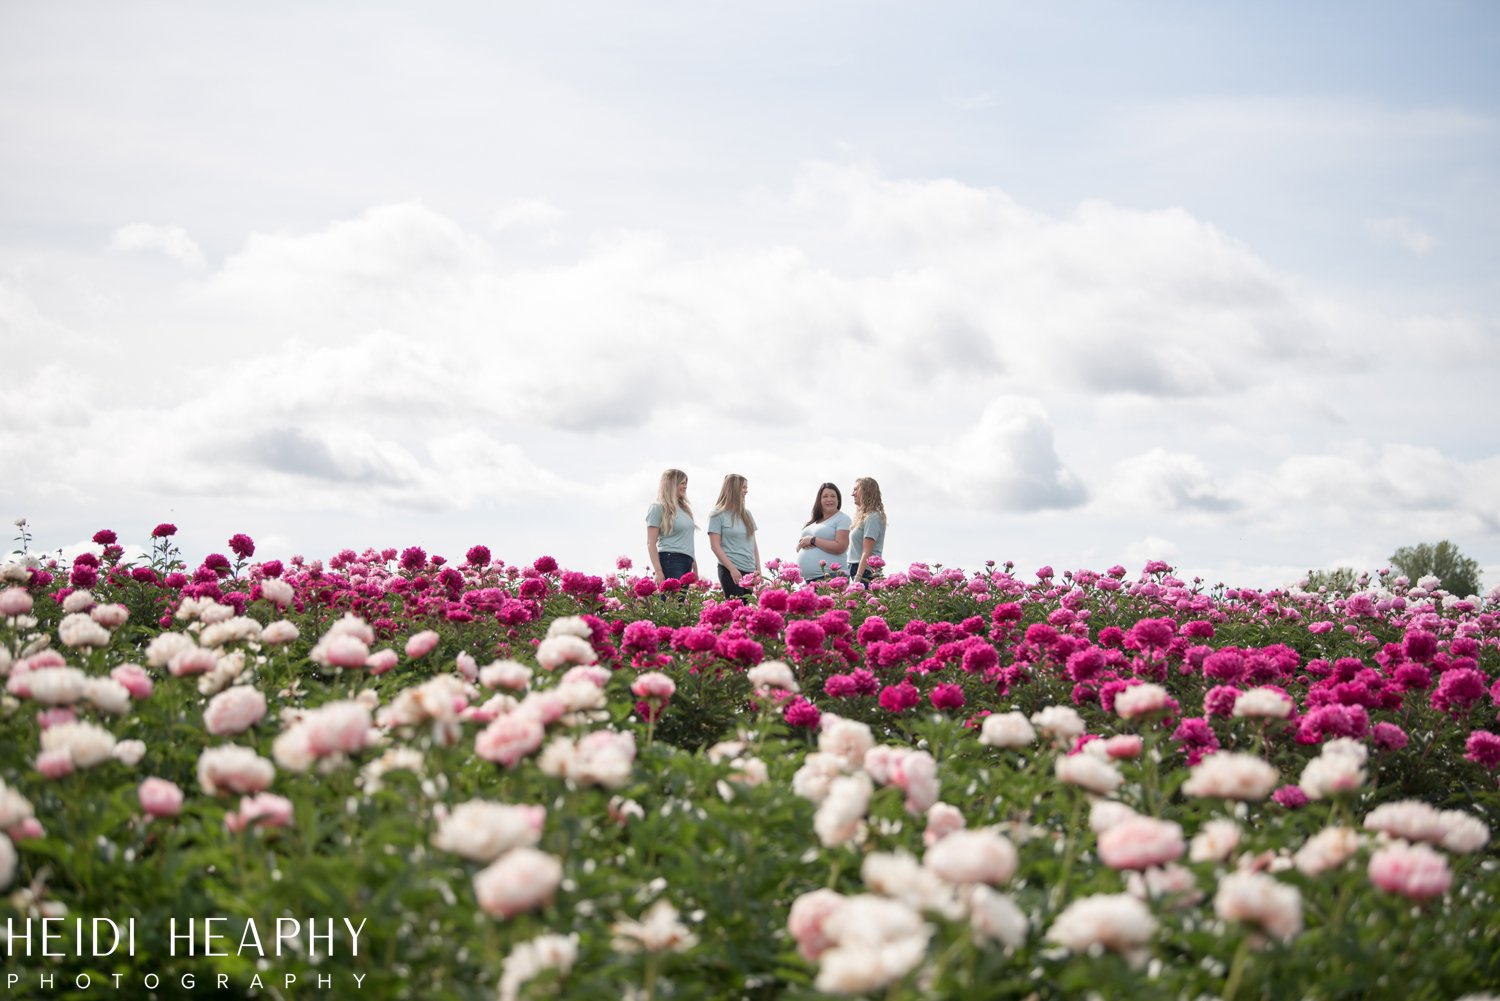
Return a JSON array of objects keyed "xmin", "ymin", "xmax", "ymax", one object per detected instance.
[{"xmin": 796, "ymin": 481, "xmax": 851, "ymax": 582}]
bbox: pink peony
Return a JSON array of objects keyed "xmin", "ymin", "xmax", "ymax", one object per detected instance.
[
  {"xmin": 0, "ymin": 588, "xmax": 34, "ymax": 617},
  {"xmin": 630, "ymin": 672, "xmax": 676, "ymax": 700},
  {"xmin": 1368, "ymin": 842, "xmax": 1451, "ymax": 900},
  {"xmin": 405, "ymin": 630, "xmax": 441, "ymax": 659},
  {"xmin": 787, "ymin": 888, "xmax": 846, "ymax": 961},
  {"xmin": 924, "ymin": 829, "xmax": 1018, "ymax": 885},
  {"xmin": 224, "ymin": 793, "xmax": 294, "ymax": 833},
  {"xmin": 476, "ymin": 714, "xmax": 546, "ymax": 768},
  {"xmin": 110, "ymin": 663, "xmax": 154, "ymax": 700},
  {"xmin": 196, "ymin": 745, "xmax": 275, "ymax": 796},
  {"xmin": 138, "ymin": 777, "xmax": 184, "ymax": 818},
  {"xmin": 1102, "ymin": 734, "xmax": 1143, "ymax": 759},
  {"xmin": 1214, "ymin": 871, "xmax": 1303, "ymax": 942},
  {"xmin": 365, "ymin": 649, "xmax": 399, "ymax": 675},
  {"xmin": 1181, "ymin": 752, "xmax": 1279, "ymax": 801},
  {"xmin": 1465, "ymin": 730, "xmax": 1500, "ymax": 769},
  {"xmin": 1098, "ymin": 816, "xmax": 1186, "ymax": 871},
  {"xmin": 204, "ymin": 686, "xmax": 267, "ymax": 736},
  {"xmin": 473, "ymin": 848, "xmax": 563, "ymax": 918}
]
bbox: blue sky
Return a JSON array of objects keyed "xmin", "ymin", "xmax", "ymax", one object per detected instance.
[{"xmin": 3, "ymin": 1, "xmax": 1498, "ymax": 591}]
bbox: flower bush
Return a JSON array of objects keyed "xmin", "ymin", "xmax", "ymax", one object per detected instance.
[{"xmin": 0, "ymin": 530, "xmax": 1497, "ymax": 998}]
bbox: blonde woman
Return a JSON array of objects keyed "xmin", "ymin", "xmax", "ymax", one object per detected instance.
[
  {"xmin": 708, "ymin": 473, "xmax": 761, "ymax": 598},
  {"xmin": 847, "ymin": 476, "xmax": 888, "ymax": 584},
  {"xmin": 645, "ymin": 468, "xmax": 697, "ymax": 584},
  {"xmin": 796, "ymin": 481, "xmax": 852, "ymax": 582}
]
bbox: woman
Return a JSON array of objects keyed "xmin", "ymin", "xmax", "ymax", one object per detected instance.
[
  {"xmin": 847, "ymin": 476, "xmax": 888, "ymax": 584},
  {"xmin": 645, "ymin": 468, "xmax": 697, "ymax": 584},
  {"xmin": 796, "ymin": 482, "xmax": 852, "ymax": 582},
  {"xmin": 708, "ymin": 473, "xmax": 761, "ymax": 598}
]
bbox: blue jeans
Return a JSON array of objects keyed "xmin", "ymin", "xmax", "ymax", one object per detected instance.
[{"xmin": 659, "ymin": 551, "xmax": 694, "ymax": 580}]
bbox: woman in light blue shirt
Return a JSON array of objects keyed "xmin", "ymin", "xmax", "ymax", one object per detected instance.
[
  {"xmin": 708, "ymin": 473, "xmax": 761, "ymax": 599},
  {"xmin": 644, "ymin": 468, "xmax": 697, "ymax": 584},
  {"xmin": 847, "ymin": 476, "xmax": 888, "ymax": 584},
  {"xmin": 796, "ymin": 481, "xmax": 852, "ymax": 582}
]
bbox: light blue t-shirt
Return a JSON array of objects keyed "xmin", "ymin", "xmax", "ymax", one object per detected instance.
[
  {"xmin": 847, "ymin": 513, "xmax": 885, "ymax": 569},
  {"xmin": 645, "ymin": 503, "xmax": 696, "ymax": 558},
  {"xmin": 708, "ymin": 509, "xmax": 757, "ymax": 573},
  {"xmin": 798, "ymin": 510, "xmax": 852, "ymax": 580}
]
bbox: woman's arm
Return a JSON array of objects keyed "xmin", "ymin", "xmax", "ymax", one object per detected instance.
[
  {"xmin": 646, "ymin": 526, "xmax": 664, "ymax": 583},
  {"xmin": 753, "ymin": 540, "xmax": 762, "ymax": 576},
  {"xmin": 709, "ymin": 533, "xmax": 740, "ymax": 584},
  {"xmin": 856, "ymin": 536, "xmax": 875, "ymax": 577}
]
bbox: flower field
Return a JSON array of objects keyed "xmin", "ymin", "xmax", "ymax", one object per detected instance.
[{"xmin": 2, "ymin": 527, "xmax": 1499, "ymax": 1000}]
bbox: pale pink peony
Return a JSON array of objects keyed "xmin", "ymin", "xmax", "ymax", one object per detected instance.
[
  {"xmin": 814, "ymin": 773, "xmax": 874, "ymax": 847},
  {"xmin": 559, "ymin": 665, "xmax": 610, "ymax": 689},
  {"xmin": 1368, "ymin": 842, "xmax": 1452, "ymax": 900},
  {"xmin": 1232, "ymin": 687, "xmax": 1294, "ymax": 719},
  {"xmin": 39, "ymin": 720, "xmax": 115, "ymax": 768},
  {"xmin": 978, "ymin": 711, "xmax": 1036, "ymax": 749},
  {"xmin": 788, "ymin": 888, "xmax": 847, "ymax": 961},
  {"xmin": 888, "ymin": 749, "xmax": 940, "ymax": 814},
  {"xmin": 1181, "ymin": 752, "xmax": 1279, "ymax": 801},
  {"xmin": 303, "ymin": 701, "xmax": 375, "ymax": 756},
  {"xmin": 260, "ymin": 620, "xmax": 300, "ymax": 646},
  {"xmin": 1045, "ymin": 894, "xmax": 1156, "ymax": 965},
  {"xmin": 1362, "ymin": 800, "xmax": 1446, "ymax": 844},
  {"xmin": 0, "ymin": 833, "xmax": 14, "ymax": 890},
  {"xmin": 925, "ymin": 829, "xmax": 1019, "ymax": 885},
  {"xmin": 432, "ymin": 800, "xmax": 546, "ymax": 862},
  {"xmin": 0, "ymin": 587, "xmax": 32, "ymax": 617},
  {"xmin": 35, "ymin": 748, "xmax": 74, "ymax": 779},
  {"xmin": 1299, "ymin": 752, "xmax": 1367, "ymax": 800},
  {"xmin": 476, "ymin": 714, "xmax": 546, "ymax": 768},
  {"xmin": 1189, "ymin": 818, "xmax": 1241, "ymax": 864},
  {"xmin": 1437, "ymin": 810, "xmax": 1490, "ymax": 855},
  {"xmin": 968, "ymin": 885, "xmax": 1028, "ymax": 948},
  {"xmin": 224, "ymin": 793, "xmax": 294, "ymax": 833},
  {"xmin": 110, "ymin": 663, "xmax": 154, "ymax": 699},
  {"xmin": 610, "ymin": 900, "xmax": 699, "ymax": 954},
  {"xmin": 1055, "ymin": 753, "xmax": 1123, "ymax": 795},
  {"xmin": 196, "ymin": 745, "xmax": 275, "ymax": 796},
  {"xmin": 1031, "ymin": 705, "xmax": 1086, "ymax": 746},
  {"xmin": 62, "ymin": 590, "xmax": 96, "ymax": 613},
  {"xmin": 473, "ymin": 847, "xmax": 563, "ymax": 918},
  {"xmin": 89, "ymin": 603, "xmax": 129, "ymax": 629},
  {"xmin": 311, "ymin": 633, "xmax": 370, "ymax": 669},
  {"xmin": 405, "ymin": 630, "xmax": 441, "ymax": 659},
  {"xmin": 22, "ymin": 667, "xmax": 88, "ymax": 706},
  {"xmin": 364, "ymin": 649, "xmax": 399, "ymax": 675},
  {"xmin": 630, "ymin": 672, "xmax": 676, "ymax": 700},
  {"xmin": 204, "ymin": 685, "xmax": 267, "ymax": 736},
  {"xmin": 1102, "ymin": 734, "xmax": 1143, "ymax": 759},
  {"xmin": 259, "ymin": 578, "xmax": 295, "ymax": 609},
  {"xmin": 1293, "ymin": 827, "xmax": 1361, "ymax": 876},
  {"xmin": 923, "ymin": 802, "xmax": 967, "ymax": 847},
  {"xmin": 818, "ymin": 716, "xmax": 876, "ymax": 770},
  {"xmin": 1115, "ymin": 682, "xmax": 1172, "ymax": 720},
  {"xmin": 480, "ymin": 660, "xmax": 534, "ymax": 691},
  {"xmin": 111, "ymin": 739, "xmax": 146, "ymax": 766},
  {"xmin": 748, "ymin": 660, "xmax": 800, "ymax": 693},
  {"xmin": 535, "ymin": 635, "xmax": 596, "ymax": 671},
  {"xmin": 58, "ymin": 612, "xmax": 110, "ymax": 648},
  {"xmin": 1097, "ymin": 816, "xmax": 1186, "ymax": 871},
  {"xmin": 1213, "ymin": 871, "xmax": 1303, "ymax": 942},
  {"xmin": 168, "ymin": 647, "xmax": 218, "ymax": 678},
  {"xmin": 138, "ymin": 777, "xmax": 184, "ymax": 818}
]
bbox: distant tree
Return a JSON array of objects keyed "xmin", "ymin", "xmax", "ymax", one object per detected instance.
[
  {"xmin": 1303, "ymin": 567, "xmax": 1359, "ymax": 595},
  {"xmin": 1388, "ymin": 540, "xmax": 1482, "ymax": 597}
]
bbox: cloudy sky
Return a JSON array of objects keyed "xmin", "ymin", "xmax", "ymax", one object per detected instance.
[{"xmin": 3, "ymin": 1, "xmax": 1498, "ymax": 591}]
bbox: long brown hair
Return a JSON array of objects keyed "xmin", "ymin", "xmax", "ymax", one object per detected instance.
[
  {"xmin": 655, "ymin": 468, "xmax": 694, "ymax": 536},
  {"xmin": 712, "ymin": 473, "xmax": 756, "ymax": 534},
  {"xmin": 804, "ymin": 482, "xmax": 842, "ymax": 527},
  {"xmin": 852, "ymin": 476, "xmax": 887, "ymax": 530}
]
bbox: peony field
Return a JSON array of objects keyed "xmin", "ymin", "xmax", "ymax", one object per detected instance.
[{"xmin": 2, "ymin": 524, "xmax": 1498, "ymax": 1000}]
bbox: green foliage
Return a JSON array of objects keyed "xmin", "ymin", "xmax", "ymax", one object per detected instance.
[
  {"xmin": 1303, "ymin": 566, "xmax": 1359, "ymax": 595},
  {"xmin": 1389, "ymin": 539, "xmax": 1483, "ymax": 597}
]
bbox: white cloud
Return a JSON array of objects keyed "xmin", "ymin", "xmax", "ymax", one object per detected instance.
[
  {"xmin": 492, "ymin": 198, "xmax": 566, "ymax": 231},
  {"xmin": 1365, "ymin": 216, "xmax": 1437, "ymax": 255},
  {"xmin": 109, "ymin": 223, "xmax": 206, "ymax": 271},
  {"xmin": 1100, "ymin": 448, "xmax": 1237, "ymax": 514}
]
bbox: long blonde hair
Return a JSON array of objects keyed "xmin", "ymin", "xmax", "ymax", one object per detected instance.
[
  {"xmin": 656, "ymin": 468, "xmax": 694, "ymax": 536},
  {"xmin": 711, "ymin": 473, "xmax": 756, "ymax": 534},
  {"xmin": 852, "ymin": 476, "xmax": 887, "ymax": 530}
]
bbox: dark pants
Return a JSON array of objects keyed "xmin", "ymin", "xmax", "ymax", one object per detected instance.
[
  {"xmin": 718, "ymin": 564, "xmax": 751, "ymax": 598},
  {"xmin": 660, "ymin": 551, "xmax": 694, "ymax": 580}
]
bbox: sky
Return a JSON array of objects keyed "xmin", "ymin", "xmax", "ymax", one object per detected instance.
[{"xmin": 2, "ymin": 1, "xmax": 1498, "ymax": 592}]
